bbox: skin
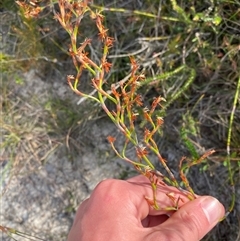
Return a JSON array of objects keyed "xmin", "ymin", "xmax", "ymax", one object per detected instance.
[{"xmin": 68, "ymin": 175, "xmax": 225, "ymax": 241}]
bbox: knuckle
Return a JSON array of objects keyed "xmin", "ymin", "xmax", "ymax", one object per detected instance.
[
  {"xmin": 93, "ymin": 179, "xmax": 127, "ymax": 204},
  {"xmin": 95, "ymin": 178, "xmax": 122, "ymax": 192}
]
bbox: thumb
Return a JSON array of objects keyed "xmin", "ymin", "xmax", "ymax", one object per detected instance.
[{"xmin": 152, "ymin": 196, "xmax": 225, "ymax": 241}]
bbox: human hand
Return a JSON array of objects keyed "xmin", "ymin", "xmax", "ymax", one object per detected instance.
[{"xmin": 67, "ymin": 175, "xmax": 225, "ymax": 241}]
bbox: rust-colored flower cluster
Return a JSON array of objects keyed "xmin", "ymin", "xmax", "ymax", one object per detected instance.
[
  {"xmin": 54, "ymin": 0, "xmax": 216, "ymax": 211},
  {"xmin": 16, "ymin": 1, "xmax": 42, "ymax": 18}
]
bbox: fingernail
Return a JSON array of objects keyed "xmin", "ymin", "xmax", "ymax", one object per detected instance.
[{"xmin": 200, "ymin": 196, "xmax": 223, "ymax": 224}]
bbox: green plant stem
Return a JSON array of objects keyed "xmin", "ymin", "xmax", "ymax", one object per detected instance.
[
  {"xmin": 226, "ymin": 75, "xmax": 240, "ymax": 214},
  {"xmin": 2, "ymin": 226, "xmax": 45, "ymax": 241},
  {"xmin": 90, "ymin": 4, "xmax": 179, "ymax": 22},
  {"xmin": 169, "ymin": 0, "xmax": 191, "ymax": 24}
]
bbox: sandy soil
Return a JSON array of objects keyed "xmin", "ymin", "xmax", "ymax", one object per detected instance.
[{"xmin": 1, "ymin": 70, "xmax": 123, "ymax": 240}]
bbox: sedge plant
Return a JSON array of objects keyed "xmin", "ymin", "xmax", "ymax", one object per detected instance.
[{"xmin": 54, "ymin": 0, "xmax": 220, "ymax": 212}]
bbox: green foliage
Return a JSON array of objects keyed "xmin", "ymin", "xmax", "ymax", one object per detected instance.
[
  {"xmin": 1, "ymin": 0, "xmax": 18, "ymax": 12},
  {"xmin": 180, "ymin": 113, "xmax": 199, "ymax": 161},
  {"xmin": 44, "ymin": 98, "xmax": 82, "ymax": 134}
]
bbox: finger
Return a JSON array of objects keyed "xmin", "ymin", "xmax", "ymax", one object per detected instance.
[
  {"xmin": 142, "ymin": 214, "xmax": 169, "ymax": 227},
  {"xmin": 148, "ymin": 196, "xmax": 225, "ymax": 241},
  {"xmin": 71, "ymin": 198, "xmax": 89, "ymax": 227},
  {"xmin": 127, "ymin": 175, "xmax": 192, "ymax": 216}
]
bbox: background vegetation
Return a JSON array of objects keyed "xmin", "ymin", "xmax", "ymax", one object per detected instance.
[{"xmin": 1, "ymin": 0, "xmax": 240, "ymax": 240}]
